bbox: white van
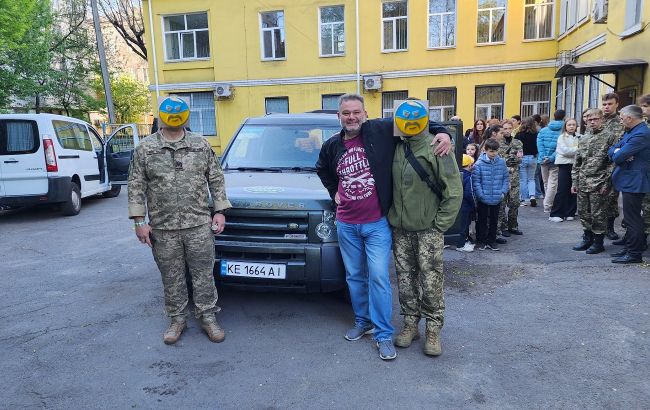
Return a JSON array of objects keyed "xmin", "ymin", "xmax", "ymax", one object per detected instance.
[{"xmin": 0, "ymin": 114, "xmax": 139, "ymax": 215}]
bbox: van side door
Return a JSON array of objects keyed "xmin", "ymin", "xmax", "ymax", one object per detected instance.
[
  {"xmin": 105, "ymin": 124, "xmax": 139, "ymax": 185},
  {"xmin": 51, "ymin": 120, "xmax": 100, "ymax": 196},
  {"xmin": 0, "ymin": 119, "xmax": 47, "ymax": 197}
]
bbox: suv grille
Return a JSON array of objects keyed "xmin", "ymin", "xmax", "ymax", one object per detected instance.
[{"xmin": 219, "ymin": 209, "xmax": 313, "ymax": 243}]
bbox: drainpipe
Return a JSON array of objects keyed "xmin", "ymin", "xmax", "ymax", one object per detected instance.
[
  {"xmin": 355, "ymin": 0, "xmax": 360, "ymax": 94},
  {"xmin": 147, "ymin": 0, "xmax": 160, "ymax": 98}
]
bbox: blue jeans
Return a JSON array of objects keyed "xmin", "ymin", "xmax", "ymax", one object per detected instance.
[
  {"xmin": 519, "ymin": 155, "xmax": 537, "ymax": 200},
  {"xmin": 336, "ymin": 217, "xmax": 394, "ymax": 342}
]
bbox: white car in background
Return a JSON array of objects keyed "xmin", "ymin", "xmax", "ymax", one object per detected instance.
[{"xmin": 0, "ymin": 113, "xmax": 139, "ymax": 215}]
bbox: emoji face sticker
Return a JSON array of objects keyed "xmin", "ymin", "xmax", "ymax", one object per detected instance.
[
  {"xmin": 394, "ymin": 100, "xmax": 428, "ymax": 136},
  {"xmin": 158, "ymin": 96, "xmax": 190, "ymax": 127}
]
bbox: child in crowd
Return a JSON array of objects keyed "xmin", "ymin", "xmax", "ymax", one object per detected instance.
[
  {"xmin": 456, "ymin": 154, "xmax": 476, "ymax": 252},
  {"xmin": 472, "ymin": 138, "xmax": 509, "ymax": 251},
  {"xmin": 465, "ymin": 143, "xmax": 479, "ymax": 163}
]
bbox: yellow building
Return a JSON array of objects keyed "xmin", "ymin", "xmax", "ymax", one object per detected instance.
[{"xmin": 142, "ymin": 0, "xmax": 648, "ymax": 151}]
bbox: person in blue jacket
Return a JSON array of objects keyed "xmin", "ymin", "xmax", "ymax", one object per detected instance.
[
  {"xmin": 537, "ymin": 109, "xmax": 565, "ymax": 212},
  {"xmin": 472, "ymin": 138, "xmax": 509, "ymax": 250},
  {"xmin": 607, "ymin": 105, "xmax": 650, "ymax": 264}
]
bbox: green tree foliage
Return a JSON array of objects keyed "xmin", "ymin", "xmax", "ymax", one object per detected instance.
[{"xmin": 92, "ymin": 73, "xmax": 150, "ymax": 123}]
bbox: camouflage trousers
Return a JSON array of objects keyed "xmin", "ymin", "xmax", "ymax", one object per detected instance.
[
  {"xmin": 151, "ymin": 223, "xmax": 218, "ymax": 319},
  {"xmin": 577, "ymin": 190, "xmax": 608, "ymax": 234},
  {"xmin": 391, "ymin": 226, "xmax": 445, "ymax": 328},
  {"xmin": 499, "ymin": 168, "xmax": 520, "ymax": 231},
  {"xmin": 606, "ymin": 189, "xmax": 620, "ymax": 219}
]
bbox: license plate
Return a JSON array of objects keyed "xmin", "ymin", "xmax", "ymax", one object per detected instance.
[{"xmin": 220, "ymin": 261, "xmax": 286, "ymax": 279}]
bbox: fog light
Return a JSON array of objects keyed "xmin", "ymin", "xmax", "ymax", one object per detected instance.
[{"xmin": 316, "ymin": 223, "xmax": 333, "ymax": 240}]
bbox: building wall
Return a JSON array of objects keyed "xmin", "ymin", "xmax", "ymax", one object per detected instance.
[{"xmin": 143, "ymin": 0, "xmax": 647, "ymax": 152}]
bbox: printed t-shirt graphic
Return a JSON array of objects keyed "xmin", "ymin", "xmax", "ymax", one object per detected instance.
[{"xmin": 335, "ymin": 135, "xmax": 382, "ymax": 223}]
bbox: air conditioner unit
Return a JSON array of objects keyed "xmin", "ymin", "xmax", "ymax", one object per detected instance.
[
  {"xmin": 363, "ymin": 75, "xmax": 382, "ymax": 91},
  {"xmin": 214, "ymin": 83, "xmax": 233, "ymax": 99},
  {"xmin": 592, "ymin": 0, "xmax": 608, "ymax": 23},
  {"xmin": 556, "ymin": 50, "xmax": 576, "ymax": 68}
]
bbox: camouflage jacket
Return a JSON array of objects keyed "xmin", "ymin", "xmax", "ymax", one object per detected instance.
[
  {"xmin": 498, "ymin": 137, "xmax": 523, "ymax": 169},
  {"xmin": 127, "ymin": 131, "xmax": 231, "ymax": 230},
  {"xmin": 603, "ymin": 113, "xmax": 624, "ymax": 144},
  {"xmin": 571, "ymin": 126, "xmax": 618, "ymax": 192}
]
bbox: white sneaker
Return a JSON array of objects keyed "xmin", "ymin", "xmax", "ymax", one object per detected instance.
[
  {"xmin": 549, "ymin": 216, "xmax": 563, "ymax": 222},
  {"xmin": 456, "ymin": 242, "xmax": 475, "ymax": 252},
  {"xmin": 566, "ymin": 217, "xmax": 575, "ymax": 221}
]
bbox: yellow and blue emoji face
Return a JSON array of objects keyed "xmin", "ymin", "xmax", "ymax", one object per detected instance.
[
  {"xmin": 158, "ymin": 96, "xmax": 189, "ymax": 128},
  {"xmin": 394, "ymin": 100, "xmax": 428, "ymax": 136}
]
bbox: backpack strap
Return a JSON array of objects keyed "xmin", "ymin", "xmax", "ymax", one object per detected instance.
[{"xmin": 402, "ymin": 142, "xmax": 442, "ymax": 201}]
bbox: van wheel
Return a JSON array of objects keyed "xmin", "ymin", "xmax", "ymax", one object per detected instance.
[
  {"xmin": 61, "ymin": 183, "xmax": 81, "ymax": 216},
  {"xmin": 102, "ymin": 185, "xmax": 121, "ymax": 198}
]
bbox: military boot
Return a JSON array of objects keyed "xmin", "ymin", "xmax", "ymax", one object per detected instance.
[
  {"xmin": 163, "ymin": 317, "xmax": 186, "ymax": 345},
  {"xmin": 201, "ymin": 314, "xmax": 225, "ymax": 343},
  {"xmin": 586, "ymin": 234, "xmax": 605, "ymax": 254},
  {"xmin": 606, "ymin": 217, "xmax": 619, "ymax": 240},
  {"xmin": 394, "ymin": 318, "xmax": 420, "ymax": 348},
  {"xmin": 423, "ymin": 321, "xmax": 442, "ymax": 357},
  {"xmin": 572, "ymin": 230, "xmax": 593, "ymax": 251}
]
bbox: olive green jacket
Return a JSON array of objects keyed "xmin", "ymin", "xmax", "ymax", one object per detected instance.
[{"xmin": 388, "ymin": 132, "xmax": 462, "ymax": 232}]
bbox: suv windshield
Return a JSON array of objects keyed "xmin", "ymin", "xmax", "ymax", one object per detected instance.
[{"xmin": 223, "ymin": 124, "xmax": 340, "ymax": 170}]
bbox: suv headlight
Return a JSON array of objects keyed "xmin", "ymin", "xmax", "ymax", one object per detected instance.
[{"xmin": 316, "ymin": 210, "xmax": 337, "ymax": 241}]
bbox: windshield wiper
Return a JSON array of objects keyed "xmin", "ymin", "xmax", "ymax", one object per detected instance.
[
  {"xmin": 284, "ymin": 166, "xmax": 317, "ymax": 172},
  {"xmin": 225, "ymin": 166, "xmax": 283, "ymax": 172}
]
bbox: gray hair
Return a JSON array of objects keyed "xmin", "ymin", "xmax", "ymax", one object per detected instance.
[
  {"xmin": 338, "ymin": 93, "xmax": 365, "ymax": 109},
  {"xmin": 620, "ymin": 104, "xmax": 644, "ymax": 119}
]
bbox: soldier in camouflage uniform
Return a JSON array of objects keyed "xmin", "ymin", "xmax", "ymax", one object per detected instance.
[
  {"xmin": 128, "ymin": 96, "xmax": 232, "ymax": 345},
  {"xmin": 387, "ymin": 100, "xmax": 462, "ymax": 357},
  {"xmin": 601, "ymin": 93, "xmax": 625, "ymax": 240},
  {"xmin": 497, "ymin": 121, "xmax": 524, "ymax": 236},
  {"xmin": 571, "ymin": 108, "xmax": 618, "ymax": 254}
]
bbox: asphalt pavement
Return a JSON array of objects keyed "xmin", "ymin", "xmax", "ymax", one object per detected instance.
[{"xmin": 1, "ymin": 192, "xmax": 648, "ymax": 409}]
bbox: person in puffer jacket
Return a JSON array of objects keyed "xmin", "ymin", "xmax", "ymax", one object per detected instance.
[
  {"xmin": 537, "ymin": 109, "xmax": 566, "ymax": 212},
  {"xmin": 472, "ymin": 138, "xmax": 509, "ymax": 250},
  {"xmin": 456, "ymin": 154, "xmax": 476, "ymax": 252}
]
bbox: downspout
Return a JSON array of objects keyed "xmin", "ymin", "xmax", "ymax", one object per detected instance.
[
  {"xmin": 355, "ymin": 0, "xmax": 360, "ymax": 94},
  {"xmin": 147, "ymin": 0, "xmax": 160, "ymax": 98}
]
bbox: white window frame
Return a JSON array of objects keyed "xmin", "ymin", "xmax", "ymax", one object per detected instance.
[
  {"xmin": 622, "ymin": 0, "xmax": 643, "ymax": 36},
  {"xmin": 259, "ymin": 10, "xmax": 286, "ymax": 61},
  {"xmin": 521, "ymin": 82, "xmax": 551, "ymax": 118},
  {"xmin": 477, "ymin": 0, "xmax": 507, "ymax": 45},
  {"xmin": 322, "ymin": 94, "xmax": 343, "ymax": 110},
  {"xmin": 162, "ymin": 12, "xmax": 210, "ymax": 62},
  {"xmin": 475, "ymin": 85, "xmax": 504, "ymax": 120},
  {"xmin": 559, "ymin": 0, "xmax": 589, "ymax": 36},
  {"xmin": 382, "ymin": 90, "xmax": 408, "ymax": 118},
  {"xmin": 427, "ymin": 0, "xmax": 456, "ymax": 49},
  {"xmin": 173, "ymin": 92, "xmax": 217, "ymax": 136},
  {"xmin": 318, "ymin": 5, "xmax": 345, "ymax": 57},
  {"xmin": 265, "ymin": 97, "xmax": 289, "ymax": 114},
  {"xmin": 523, "ymin": 0, "xmax": 555, "ymax": 41},
  {"xmin": 427, "ymin": 88, "xmax": 456, "ymax": 121},
  {"xmin": 381, "ymin": 0, "xmax": 408, "ymax": 52}
]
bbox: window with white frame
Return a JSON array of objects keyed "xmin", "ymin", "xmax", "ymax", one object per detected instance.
[
  {"xmin": 319, "ymin": 6, "xmax": 345, "ymax": 56},
  {"xmin": 477, "ymin": 0, "xmax": 506, "ymax": 44},
  {"xmin": 588, "ymin": 75, "xmax": 600, "ymax": 108},
  {"xmin": 524, "ymin": 0, "xmax": 554, "ymax": 40},
  {"xmin": 265, "ymin": 97, "xmax": 289, "ymax": 114},
  {"xmin": 563, "ymin": 77, "xmax": 575, "ymax": 119},
  {"xmin": 574, "ymin": 76, "xmax": 584, "ymax": 120},
  {"xmin": 475, "ymin": 85, "xmax": 504, "ymax": 120},
  {"xmin": 624, "ymin": 0, "xmax": 643, "ymax": 30},
  {"xmin": 163, "ymin": 13, "xmax": 210, "ymax": 61},
  {"xmin": 382, "ymin": 90, "xmax": 408, "ymax": 118},
  {"xmin": 174, "ymin": 92, "xmax": 217, "ymax": 136},
  {"xmin": 322, "ymin": 94, "xmax": 343, "ymax": 110},
  {"xmin": 521, "ymin": 82, "xmax": 551, "ymax": 118},
  {"xmin": 559, "ymin": 0, "xmax": 589, "ymax": 34},
  {"xmin": 427, "ymin": 88, "xmax": 456, "ymax": 121},
  {"xmin": 428, "ymin": 0, "xmax": 455, "ymax": 48},
  {"xmin": 260, "ymin": 11, "xmax": 286, "ymax": 60},
  {"xmin": 382, "ymin": 1, "xmax": 408, "ymax": 51},
  {"xmin": 556, "ymin": 79, "xmax": 564, "ymax": 110}
]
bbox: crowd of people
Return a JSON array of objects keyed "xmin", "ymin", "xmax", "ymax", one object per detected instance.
[{"xmin": 454, "ymin": 92, "xmax": 650, "ymax": 264}]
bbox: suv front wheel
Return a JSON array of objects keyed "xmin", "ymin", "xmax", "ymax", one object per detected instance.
[{"xmin": 61, "ymin": 182, "xmax": 81, "ymax": 216}]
